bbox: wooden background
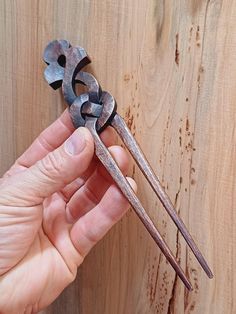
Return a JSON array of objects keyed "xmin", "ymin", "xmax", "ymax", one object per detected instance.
[{"xmin": 0, "ymin": 0, "xmax": 235, "ymax": 313}]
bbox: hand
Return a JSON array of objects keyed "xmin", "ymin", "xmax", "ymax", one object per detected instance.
[{"xmin": 0, "ymin": 110, "xmax": 136, "ymax": 314}]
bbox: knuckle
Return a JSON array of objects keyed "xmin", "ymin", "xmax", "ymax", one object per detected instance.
[
  {"xmin": 83, "ymin": 185, "xmax": 99, "ymax": 206},
  {"xmin": 81, "ymin": 220, "xmax": 100, "ymax": 245},
  {"xmin": 37, "ymin": 132, "xmax": 54, "ymax": 152},
  {"xmin": 39, "ymin": 152, "xmax": 64, "ymax": 179},
  {"xmin": 110, "ymin": 186, "xmax": 126, "ymax": 205}
]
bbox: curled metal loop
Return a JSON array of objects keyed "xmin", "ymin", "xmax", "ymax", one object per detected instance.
[{"xmin": 43, "ymin": 40, "xmax": 116, "ymax": 132}]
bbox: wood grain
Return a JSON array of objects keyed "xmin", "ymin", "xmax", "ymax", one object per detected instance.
[{"xmin": 0, "ymin": 0, "xmax": 235, "ymax": 313}]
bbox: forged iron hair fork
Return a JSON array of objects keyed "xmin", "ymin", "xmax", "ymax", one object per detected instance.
[{"xmin": 43, "ymin": 39, "xmax": 213, "ymax": 290}]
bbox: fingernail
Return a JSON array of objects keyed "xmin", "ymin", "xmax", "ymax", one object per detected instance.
[{"xmin": 64, "ymin": 128, "xmax": 86, "ymax": 155}]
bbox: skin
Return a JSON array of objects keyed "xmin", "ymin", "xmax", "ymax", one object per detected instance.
[{"xmin": 0, "ymin": 110, "xmax": 136, "ymax": 313}]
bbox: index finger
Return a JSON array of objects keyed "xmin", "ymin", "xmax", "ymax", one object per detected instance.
[
  {"xmin": 10, "ymin": 109, "xmax": 117, "ymax": 172},
  {"xmin": 16, "ymin": 109, "xmax": 75, "ymax": 168}
]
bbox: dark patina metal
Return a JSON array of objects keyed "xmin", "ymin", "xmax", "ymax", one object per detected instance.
[{"xmin": 43, "ymin": 40, "xmax": 213, "ymax": 290}]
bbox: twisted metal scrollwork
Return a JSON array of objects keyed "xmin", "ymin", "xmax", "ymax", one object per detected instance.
[{"xmin": 43, "ymin": 39, "xmax": 116, "ymax": 132}]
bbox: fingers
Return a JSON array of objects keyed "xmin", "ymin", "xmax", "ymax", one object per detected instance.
[
  {"xmin": 100, "ymin": 126, "xmax": 118, "ymax": 146},
  {"xmin": 16, "ymin": 110, "xmax": 75, "ymax": 168},
  {"xmin": 11, "ymin": 110, "xmax": 116, "ymax": 171},
  {"xmin": 66, "ymin": 145, "xmax": 130, "ymax": 222},
  {"xmin": 70, "ymin": 178, "xmax": 137, "ymax": 258},
  {"xmin": 60, "ymin": 127, "xmax": 118, "ymax": 201},
  {"xmin": 0, "ymin": 128, "xmax": 94, "ymax": 206}
]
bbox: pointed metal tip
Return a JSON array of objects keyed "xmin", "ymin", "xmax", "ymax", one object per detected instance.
[
  {"xmin": 207, "ymin": 270, "xmax": 214, "ymax": 279},
  {"xmin": 178, "ymin": 272, "xmax": 193, "ymax": 291},
  {"xmin": 188, "ymin": 284, "xmax": 194, "ymax": 291},
  {"xmin": 196, "ymin": 254, "xmax": 214, "ymax": 279}
]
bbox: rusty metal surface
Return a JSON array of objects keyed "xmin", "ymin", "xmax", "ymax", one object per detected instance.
[{"xmin": 43, "ymin": 39, "xmax": 213, "ymax": 290}]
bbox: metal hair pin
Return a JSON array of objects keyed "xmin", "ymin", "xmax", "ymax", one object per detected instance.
[{"xmin": 43, "ymin": 40, "xmax": 213, "ymax": 290}]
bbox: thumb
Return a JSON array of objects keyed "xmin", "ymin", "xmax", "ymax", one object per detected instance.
[{"xmin": 0, "ymin": 127, "xmax": 94, "ymax": 206}]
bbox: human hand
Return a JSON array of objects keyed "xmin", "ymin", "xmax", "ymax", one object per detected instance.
[{"xmin": 0, "ymin": 110, "xmax": 136, "ymax": 313}]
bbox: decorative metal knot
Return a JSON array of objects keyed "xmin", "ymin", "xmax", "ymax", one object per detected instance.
[{"xmin": 43, "ymin": 39, "xmax": 117, "ymax": 132}]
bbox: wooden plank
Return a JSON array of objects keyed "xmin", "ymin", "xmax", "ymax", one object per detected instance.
[{"xmin": 1, "ymin": 0, "xmax": 235, "ymax": 313}]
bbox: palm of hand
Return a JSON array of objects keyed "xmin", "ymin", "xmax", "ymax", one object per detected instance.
[{"xmin": 0, "ymin": 188, "xmax": 82, "ymax": 312}]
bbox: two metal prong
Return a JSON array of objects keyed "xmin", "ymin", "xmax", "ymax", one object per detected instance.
[{"xmin": 86, "ymin": 113, "xmax": 213, "ymax": 291}]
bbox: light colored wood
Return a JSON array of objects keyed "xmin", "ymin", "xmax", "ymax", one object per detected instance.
[{"xmin": 0, "ymin": 0, "xmax": 235, "ymax": 313}]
